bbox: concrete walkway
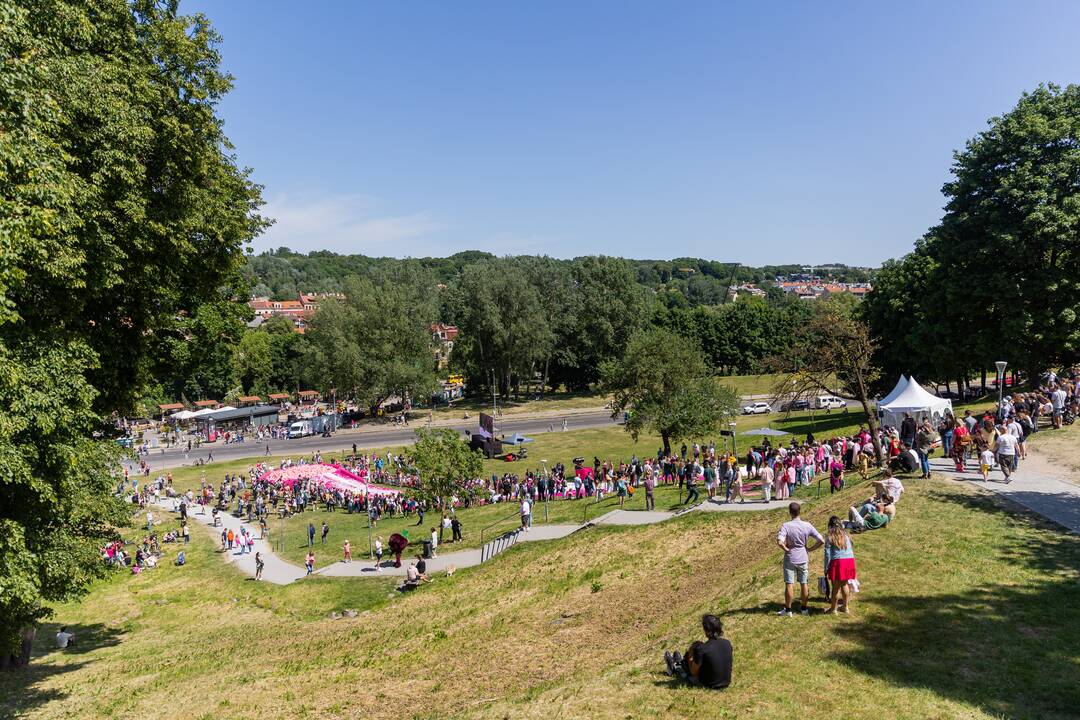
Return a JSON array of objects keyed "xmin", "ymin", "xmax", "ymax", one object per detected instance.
[
  {"xmin": 930, "ymin": 456, "xmax": 1080, "ymax": 534},
  {"xmin": 156, "ymin": 499, "xmax": 307, "ymax": 585},
  {"xmin": 155, "ymin": 482, "xmax": 845, "ymax": 585}
]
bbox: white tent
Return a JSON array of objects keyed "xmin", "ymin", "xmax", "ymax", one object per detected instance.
[
  {"xmin": 170, "ymin": 410, "xmax": 197, "ymax": 421},
  {"xmin": 877, "ymin": 375, "xmax": 910, "ymax": 406},
  {"xmin": 878, "ymin": 376, "xmax": 953, "ymax": 429}
]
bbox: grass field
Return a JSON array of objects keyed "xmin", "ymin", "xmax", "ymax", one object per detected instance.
[
  {"xmin": 5, "ymin": 469, "xmax": 1079, "ymax": 720},
  {"xmin": 428, "ymin": 373, "xmax": 788, "ymax": 419}
]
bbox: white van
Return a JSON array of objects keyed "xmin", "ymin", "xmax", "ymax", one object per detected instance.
[
  {"xmin": 288, "ymin": 421, "xmax": 313, "ymax": 439},
  {"xmin": 815, "ymin": 396, "xmax": 846, "ymax": 410}
]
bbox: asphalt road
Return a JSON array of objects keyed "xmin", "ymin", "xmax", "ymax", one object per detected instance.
[{"xmin": 144, "ymin": 409, "xmax": 621, "ymax": 470}]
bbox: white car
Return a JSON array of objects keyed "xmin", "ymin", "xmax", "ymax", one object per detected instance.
[
  {"xmin": 742, "ymin": 402, "xmax": 771, "ymax": 415},
  {"xmin": 815, "ymin": 396, "xmax": 847, "ymax": 410}
]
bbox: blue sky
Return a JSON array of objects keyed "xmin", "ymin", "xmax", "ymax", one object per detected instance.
[{"xmin": 184, "ymin": 0, "xmax": 1080, "ymax": 264}]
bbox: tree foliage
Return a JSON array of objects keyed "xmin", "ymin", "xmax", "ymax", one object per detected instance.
[
  {"xmin": 304, "ymin": 266, "xmax": 438, "ymax": 408},
  {"xmin": 770, "ymin": 301, "xmax": 885, "ymax": 463},
  {"xmin": 410, "ymin": 428, "xmax": 484, "ymax": 508},
  {"xmin": 864, "ymin": 84, "xmax": 1080, "ymax": 383},
  {"xmin": 602, "ymin": 328, "xmax": 740, "ymax": 454},
  {"xmin": 0, "ymin": 0, "xmax": 265, "ymax": 662}
]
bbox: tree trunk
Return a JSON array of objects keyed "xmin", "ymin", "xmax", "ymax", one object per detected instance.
[
  {"xmin": 855, "ymin": 372, "xmax": 884, "ymax": 466},
  {"xmin": 980, "ymin": 368, "xmax": 987, "ymax": 393},
  {"xmin": 661, "ymin": 431, "xmax": 671, "ymax": 457},
  {"xmin": 1, "ymin": 626, "xmax": 35, "ymax": 669}
]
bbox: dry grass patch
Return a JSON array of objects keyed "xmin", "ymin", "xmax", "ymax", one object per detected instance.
[{"xmin": 4, "ymin": 480, "xmax": 1079, "ymax": 720}]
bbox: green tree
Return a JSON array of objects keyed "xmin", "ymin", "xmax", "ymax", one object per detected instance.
[
  {"xmin": 305, "ymin": 266, "xmax": 438, "ymax": 409},
  {"xmin": 555, "ymin": 256, "xmax": 646, "ymax": 390},
  {"xmin": 0, "ymin": 0, "xmax": 265, "ymax": 665},
  {"xmin": 410, "ymin": 428, "xmax": 484, "ymax": 508},
  {"xmin": 769, "ymin": 302, "xmax": 885, "ymax": 464},
  {"xmin": 235, "ymin": 329, "xmax": 274, "ymax": 395},
  {"xmin": 455, "ymin": 258, "xmax": 553, "ymax": 397},
  {"xmin": 601, "ymin": 328, "xmax": 740, "ymax": 455},
  {"xmin": 897, "ymin": 84, "xmax": 1080, "ymax": 380}
]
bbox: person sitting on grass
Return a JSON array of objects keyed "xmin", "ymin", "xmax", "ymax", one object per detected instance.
[
  {"xmin": 55, "ymin": 627, "xmax": 75, "ymax": 649},
  {"xmin": 663, "ymin": 614, "xmax": 732, "ymax": 689},
  {"xmin": 400, "ymin": 558, "xmax": 429, "ymax": 592}
]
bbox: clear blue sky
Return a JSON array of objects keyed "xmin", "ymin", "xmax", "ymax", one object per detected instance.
[{"xmin": 184, "ymin": 0, "xmax": 1080, "ymax": 265}]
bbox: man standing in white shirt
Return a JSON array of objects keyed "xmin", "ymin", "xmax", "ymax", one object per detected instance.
[
  {"xmin": 994, "ymin": 426, "xmax": 1019, "ymax": 481},
  {"xmin": 520, "ymin": 497, "xmax": 532, "ymax": 531},
  {"xmin": 1051, "ymin": 386, "xmax": 1068, "ymax": 429}
]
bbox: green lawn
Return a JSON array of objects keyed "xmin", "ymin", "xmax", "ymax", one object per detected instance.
[
  {"xmin": 6, "ymin": 472, "xmax": 1079, "ymax": 720},
  {"xmin": 426, "ymin": 373, "xmax": 788, "ymax": 420}
]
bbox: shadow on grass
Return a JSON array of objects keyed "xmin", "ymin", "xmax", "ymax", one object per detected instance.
[
  {"xmin": 770, "ymin": 409, "xmax": 869, "ymax": 438},
  {"xmin": 0, "ymin": 622, "xmax": 122, "ymax": 719},
  {"xmin": 830, "ymin": 489, "xmax": 1080, "ymax": 720}
]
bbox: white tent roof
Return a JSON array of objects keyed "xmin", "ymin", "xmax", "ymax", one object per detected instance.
[
  {"xmin": 171, "ymin": 410, "xmax": 197, "ymax": 420},
  {"xmin": 190, "ymin": 405, "xmax": 236, "ymax": 418},
  {"xmin": 879, "ymin": 378, "xmax": 950, "ymax": 413},
  {"xmin": 878, "ymin": 375, "xmax": 910, "ymax": 406}
]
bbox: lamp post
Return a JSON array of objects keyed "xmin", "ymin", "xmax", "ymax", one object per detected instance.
[{"xmin": 996, "ymin": 361, "xmax": 1008, "ymax": 416}]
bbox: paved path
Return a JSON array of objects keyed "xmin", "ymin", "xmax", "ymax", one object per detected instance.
[
  {"xmin": 156, "ymin": 486, "xmax": 805, "ymax": 585},
  {"xmin": 930, "ymin": 456, "xmax": 1080, "ymax": 534},
  {"xmin": 156, "ymin": 499, "xmax": 307, "ymax": 585}
]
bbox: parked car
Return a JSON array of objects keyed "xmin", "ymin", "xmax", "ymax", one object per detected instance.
[
  {"xmin": 780, "ymin": 399, "xmax": 811, "ymax": 412},
  {"xmin": 815, "ymin": 396, "xmax": 846, "ymax": 410},
  {"xmin": 742, "ymin": 401, "xmax": 771, "ymax": 415},
  {"xmin": 288, "ymin": 420, "xmax": 315, "ymax": 438}
]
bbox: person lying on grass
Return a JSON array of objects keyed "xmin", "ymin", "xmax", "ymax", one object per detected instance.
[
  {"xmin": 663, "ymin": 614, "xmax": 732, "ymax": 689},
  {"xmin": 848, "ymin": 500, "xmax": 892, "ymax": 531}
]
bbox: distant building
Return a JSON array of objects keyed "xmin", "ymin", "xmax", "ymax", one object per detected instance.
[
  {"xmin": 248, "ymin": 291, "xmax": 342, "ymax": 331},
  {"xmin": 431, "ymin": 323, "xmax": 458, "ymax": 369}
]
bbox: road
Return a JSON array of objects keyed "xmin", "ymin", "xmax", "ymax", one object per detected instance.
[
  {"xmin": 140, "ymin": 394, "xmax": 863, "ymax": 472},
  {"xmin": 144, "ymin": 409, "xmax": 621, "ymax": 470}
]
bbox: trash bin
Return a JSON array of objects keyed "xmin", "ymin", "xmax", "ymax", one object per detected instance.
[{"xmin": 421, "ymin": 540, "xmax": 433, "ymax": 559}]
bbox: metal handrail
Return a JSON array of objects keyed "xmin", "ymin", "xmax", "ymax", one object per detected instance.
[
  {"xmin": 480, "ymin": 527, "xmax": 520, "ymax": 563},
  {"xmin": 479, "ymin": 509, "xmax": 523, "ymax": 549}
]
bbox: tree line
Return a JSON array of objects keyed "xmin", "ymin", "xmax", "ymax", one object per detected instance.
[
  {"xmin": 861, "ymin": 84, "xmax": 1080, "ymax": 390},
  {"xmin": 146, "ymin": 254, "xmax": 825, "ymax": 412}
]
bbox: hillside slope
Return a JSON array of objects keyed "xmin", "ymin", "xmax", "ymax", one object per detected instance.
[{"xmin": 2, "ymin": 480, "xmax": 1078, "ymax": 720}]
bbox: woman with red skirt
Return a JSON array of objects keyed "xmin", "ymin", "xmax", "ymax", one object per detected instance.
[{"xmin": 824, "ymin": 516, "xmax": 857, "ymax": 613}]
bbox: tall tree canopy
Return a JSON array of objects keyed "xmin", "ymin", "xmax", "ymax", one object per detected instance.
[
  {"xmin": 865, "ymin": 84, "xmax": 1080, "ymax": 382},
  {"xmin": 601, "ymin": 328, "xmax": 740, "ymax": 455},
  {"xmin": 305, "ymin": 265, "xmax": 438, "ymax": 408},
  {"xmin": 410, "ymin": 428, "xmax": 484, "ymax": 508},
  {"xmin": 0, "ymin": 0, "xmax": 265, "ymax": 664}
]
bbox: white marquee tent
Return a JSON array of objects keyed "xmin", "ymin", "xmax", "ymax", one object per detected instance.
[
  {"xmin": 877, "ymin": 376, "xmax": 953, "ymax": 429},
  {"xmin": 877, "ymin": 375, "xmax": 910, "ymax": 407}
]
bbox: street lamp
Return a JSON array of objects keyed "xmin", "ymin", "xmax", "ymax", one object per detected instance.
[{"xmin": 996, "ymin": 360, "xmax": 1007, "ymax": 412}]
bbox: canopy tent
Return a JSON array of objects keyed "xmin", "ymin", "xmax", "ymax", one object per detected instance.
[
  {"xmin": 190, "ymin": 405, "xmax": 235, "ymax": 418},
  {"xmin": 170, "ymin": 410, "xmax": 197, "ymax": 421},
  {"xmin": 877, "ymin": 376, "xmax": 953, "ymax": 429},
  {"xmin": 740, "ymin": 427, "xmax": 790, "ymax": 437},
  {"xmin": 877, "ymin": 375, "xmax": 910, "ymax": 406}
]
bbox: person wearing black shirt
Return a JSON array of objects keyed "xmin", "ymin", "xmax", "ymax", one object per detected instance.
[{"xmin": 664, "ymin": 614, "xmax": 733, "ymax": 689}]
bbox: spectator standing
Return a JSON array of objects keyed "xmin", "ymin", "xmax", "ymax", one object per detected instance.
[
  {"xmin": 823, "ymin": 516, "xmax": 857, "ymax": 614},
  {"xmin": 776, "ymin": 502, "xmax": 824, "ymax": 616},
  {"xmin": 994, "ymin": 426, "xmax": 1019, "ymax": 482}
]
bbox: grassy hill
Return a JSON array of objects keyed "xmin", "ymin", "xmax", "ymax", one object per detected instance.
[{"xmin": 3, "ymin": 474, "xmax": 1079, "ymax": 719}]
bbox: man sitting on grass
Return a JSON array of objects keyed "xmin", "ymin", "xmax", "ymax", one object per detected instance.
[{"xmin": 663, "ymin": 614, "xmax": 732, "ymax": 689}]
